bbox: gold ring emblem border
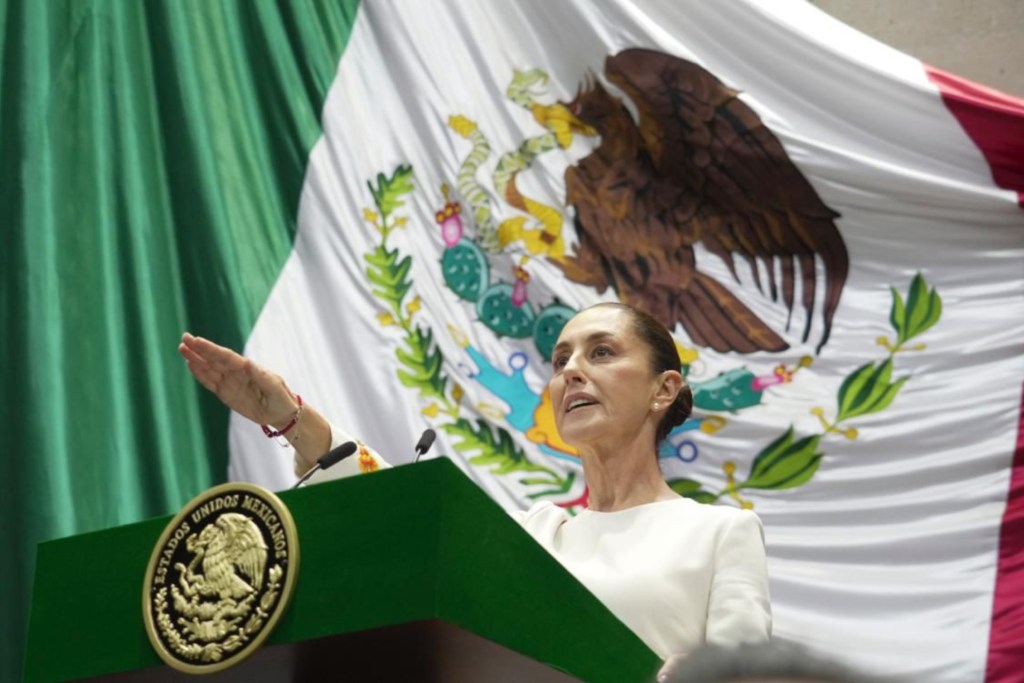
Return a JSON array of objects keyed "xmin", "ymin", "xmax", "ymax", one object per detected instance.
[{"xmin": 141, "ymin": 482, "xmax": 300, "ymax": 674}]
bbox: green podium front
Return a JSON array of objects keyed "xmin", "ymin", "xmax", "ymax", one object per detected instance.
[{"xmin": 25, "ymin": 458, "xmax": 661, "ymax": 682}]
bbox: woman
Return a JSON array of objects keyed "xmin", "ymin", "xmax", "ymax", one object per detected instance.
[{"xmin": 179, "ymin": 302, "xmax": 771, "ymax": 659}]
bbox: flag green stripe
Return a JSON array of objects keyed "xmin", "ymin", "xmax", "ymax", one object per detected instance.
[{"xmin": 0, "ymin": 1, "xmax": 360, "ymax": 680}]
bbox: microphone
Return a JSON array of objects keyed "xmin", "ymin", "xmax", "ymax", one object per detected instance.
[
  {"xmin": 292, "ymin": 440, "xmax": 358, "ymax": 488},
  {"xmin": 413, "ymin": 428, "xmax": 437, "ymax": 463}
]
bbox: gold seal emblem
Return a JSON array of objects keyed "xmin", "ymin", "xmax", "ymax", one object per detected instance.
[{"xmin": 142, "ymin": 483, "xmax": 299, "ymax": 673}]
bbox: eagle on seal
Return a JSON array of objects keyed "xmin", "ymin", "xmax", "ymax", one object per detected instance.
[
  {"xmin": 558, "ymin": 48, "xmax": 848, "ymax": 354},
  {"xmin": 182, "ymin": 513, "xmax": 267, "ymax": 601}
]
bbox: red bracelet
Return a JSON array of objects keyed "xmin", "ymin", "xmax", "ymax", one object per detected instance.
[{"xmin": 261, "ymin": 395, "xmax": 303, "ymax": 438}]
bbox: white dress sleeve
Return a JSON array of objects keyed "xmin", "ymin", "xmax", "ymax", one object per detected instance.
[
  {"xmin": 705, "ymin": 509, "xmax": 772, "ymax": 645},
  {"xmin": 295, "ymin": 421, "xmax": 393, "ymax": 484}
]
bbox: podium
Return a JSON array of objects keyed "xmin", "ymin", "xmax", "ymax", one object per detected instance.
[{"xmin": 24, "ymin": 458, "xmax": 661, "ymax": 682}]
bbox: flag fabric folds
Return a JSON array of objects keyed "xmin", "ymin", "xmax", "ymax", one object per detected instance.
[
  {"xmin": 4, "ymin": 2, "xmax": 1023, "ymax": 682},
  {"xmin": 1, "ymin": 1, "xmax": 359, "ymax": 680}
]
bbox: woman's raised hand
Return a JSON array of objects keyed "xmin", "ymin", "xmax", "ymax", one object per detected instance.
[{"xmin": 178, "ymin": 333, "xmax": 298, "ymax": 428}]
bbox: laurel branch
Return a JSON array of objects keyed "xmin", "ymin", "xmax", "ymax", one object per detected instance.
[
  {"xmin": 362, "ymin": 167, "xmax": 573, "ymax": 497},
  {"xmin": 154, "ymin": 565, "xmax": 284, "ymax": 663},
  {"xmin": 669, "ymin": 274, "xmax": 942, "ymax": 507}
]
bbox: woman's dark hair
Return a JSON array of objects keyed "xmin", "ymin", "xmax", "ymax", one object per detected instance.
[{"xmin": 591, "ymin": 302, "xmax": 694, "ymax": 445}]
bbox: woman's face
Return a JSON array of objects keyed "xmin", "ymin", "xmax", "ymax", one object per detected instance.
[{"xmin": 548, "ymin": 307, "xmax": 663, "ymax": 451}]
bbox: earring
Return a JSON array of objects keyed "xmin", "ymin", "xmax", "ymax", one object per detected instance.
[{"xmin": 652, "ymin": 402, "xmax": 660, "ymax": 410}]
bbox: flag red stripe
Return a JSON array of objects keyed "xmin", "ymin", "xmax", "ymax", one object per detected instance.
[
  {"xmin": 925, "ymin": 65, "xmax": 1024, "ymax": 683},
  {"xmin": 926, "ymin": 67, "xmax": 1024, "ymax": 207},
  {"xmin": 983, "ymin": 384, "xmax": 1024, "ymax": 683}
]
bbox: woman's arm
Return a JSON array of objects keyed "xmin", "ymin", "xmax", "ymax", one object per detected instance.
[
  {"xmin": 178, "ymin": 332, "xmax": 333, "ymax": 471},
  {"xmin": 705, "ymin": 509, "xmax": 772, "ymax": 645}
]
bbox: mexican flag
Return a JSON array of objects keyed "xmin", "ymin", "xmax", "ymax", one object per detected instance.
[{"xmin": 4, "ymin": 1, "xmax": 1023, "ymax": 681}]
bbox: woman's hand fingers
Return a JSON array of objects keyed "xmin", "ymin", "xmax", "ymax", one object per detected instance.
[
  {"xmin": 179, "ymin": 332, "xmax": 297, "ymax": 426},
  {"xmin": 181, "ymin": 333, "xmax": 243, "ymax": 373},
  {"xmin": 179, "ymin": 334, "xmax": 231, "ymax": 394}
]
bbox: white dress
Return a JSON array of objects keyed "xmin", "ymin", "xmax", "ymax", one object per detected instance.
[
  {"xmin": 513, "ymin": 500, "xmax": 771, "ymax": 658},
  {"xmin": 305, "ymin": 424, "xmax": 772, "ymax": 659}
]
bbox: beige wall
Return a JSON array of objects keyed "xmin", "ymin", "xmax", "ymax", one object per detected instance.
[{"xmin": 810, "ymin": 0, "xmax": 1024, "ymax": 97}]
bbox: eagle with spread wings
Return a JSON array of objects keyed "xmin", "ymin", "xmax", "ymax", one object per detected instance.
[
  {"xmin": 558, "ymin": 49, "xmax": 848, "ymax": 354},
  {"xmin": 184, "ymin": 513, "xmax": 267, "ymax": 601}
]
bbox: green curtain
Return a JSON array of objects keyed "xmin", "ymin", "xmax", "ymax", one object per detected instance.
[{"xmin": 0, "ymin": 1, "xmax": 360, "ymax": 679}]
